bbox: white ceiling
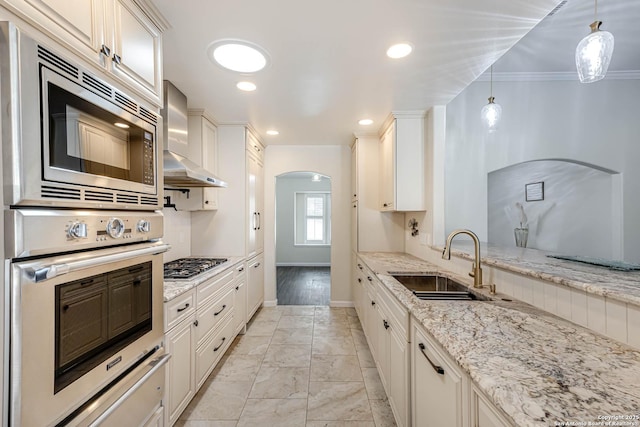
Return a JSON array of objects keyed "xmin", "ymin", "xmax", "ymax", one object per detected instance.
[{"xmin": 151, "ymin": 0, "xmax": 567, "ymax": 146}]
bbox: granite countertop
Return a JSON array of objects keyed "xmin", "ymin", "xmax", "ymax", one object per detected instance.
[
  {"xmin": 358, "ymin": 252, "xmax": 640, "ymax": 427},
  {"xmin": 163, "ymin": 256, "xmax": 245, "ymax": 302},
  {"xmin": 433, "ymin": 241, "xmax": 640, "ymax": 307}
]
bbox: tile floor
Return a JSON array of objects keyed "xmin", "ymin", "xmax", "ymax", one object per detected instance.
[{"xmin": 175, "ymin": 306, "xmax": 397, "ymax": 427}]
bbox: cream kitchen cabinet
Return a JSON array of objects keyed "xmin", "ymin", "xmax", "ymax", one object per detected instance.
[
  {"xmin": 164, "ymin": 264, "xmax": 241, "ymax": 426},
  {"xmin": 412, "ymin": 319, "xmax": 469, "ymax": 427},
  {"xmin": 350, "ymin": 135, "xmax": 404, "ymax": 253},
  {"xmin": 473, "ymin": 385, "xmax": 512, "ymax": 427},
  {"xmin": 177, "ymin": 110, "xmax": 220, "ymax": 211},
  {"xmin": 247, "ymin": 254, "xmax": 264, "ymax": 320},
  {"xmin": 247, "ymin": 130, "xmax": 264, "ymax": 258},
  {"xmin": 378, "ymin": 112, "xmax": 426, "ymax": 212},
  {"xmin": 165, "ymin": 309, "xmax": 195, "ymax": 426},
  {"xmin": 233, "ymin": 263, "xmax": 247, "ymax": 335},
  {"xmin": 2, "ymin": 0, "xmax": 165, "ymax": 106}
]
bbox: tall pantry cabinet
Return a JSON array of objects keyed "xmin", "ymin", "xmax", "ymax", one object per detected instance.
[{"xmin": 191, "ymin": 125, "xmax": 265, "ymax": 321}]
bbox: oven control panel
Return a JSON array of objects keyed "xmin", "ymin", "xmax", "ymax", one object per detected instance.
[{"xmin": 7, "ymin": 210, "xmax": 165, "ymax": 258}]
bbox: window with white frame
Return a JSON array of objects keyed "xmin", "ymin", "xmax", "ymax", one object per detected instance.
[{"xmin": 295, "ymin": 192, "xmax": 331, "ymax": 245}]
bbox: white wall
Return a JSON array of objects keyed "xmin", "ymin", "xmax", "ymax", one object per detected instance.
[
  {"xmin": 162, "ymin": 209, "xmax": 191, "ymax": 262},
  {"xmin": 445, "ymin": 78, "xmax": 640, "ymax": 262},
  {"xmin": 264, "ymin": 145, "xmax": 351, "ymax": 306},
  {"xmin": 276, "ymin": 175, "xmax": 331, "ymax": 265},
  {"xmin": 488, "ymin": 160, "xmax": 619, "ymax": 258}
]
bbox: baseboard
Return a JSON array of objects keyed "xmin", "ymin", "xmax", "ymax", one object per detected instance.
[
  {"xmin": 276, "ymin": 262, "xmax": 331, "ymax": 267},
  {"xmin": 330, "ymin": 300, "xmax": 354, "ymax": 308},
  {"xmin": 263, "ymin": 299, "xmax": 278, "ymax": 307}
]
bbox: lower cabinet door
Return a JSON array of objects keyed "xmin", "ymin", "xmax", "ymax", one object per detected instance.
[
  {"xmin": 234, "ymin": 278, "xmax": 247, "ymax": 334},
  {"xmin": 195, "ymin": 312, "xmax": 234, "ymax": 389},
  {"xmin": 389, "ymin": 327, "xmax": 409, "ymax": 427},
  {"xmin": 412, "ymin": 324, "xmax": 465, "ymax": 427},
  {"xmin": 144, "ymin": 406, "xmax": 164, "ymax": 427},
  {"xmin": 166, "ymin": 316, "xmax": 195, "ymax": 426}
]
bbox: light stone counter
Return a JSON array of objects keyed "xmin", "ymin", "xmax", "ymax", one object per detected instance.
[
  {"xmin": 163, "ymin": 256, "xmax": 245, "ymax": 302},
  {"xmin": 358, "ymin": 252, "xmax": 640, "ymax": 427},
  {"xmin": 432, "ymin": 241, "xmax": 640, "ymax": 307}
]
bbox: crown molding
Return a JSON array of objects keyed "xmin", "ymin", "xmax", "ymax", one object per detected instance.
[{"xmin": 475, "ymin": 70, "xmax": 640, "ymax": 82}]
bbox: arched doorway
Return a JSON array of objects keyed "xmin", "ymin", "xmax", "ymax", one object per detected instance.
[{"xmin": 275, "ymin": 171, "xmax": 331, "ymax": 305}]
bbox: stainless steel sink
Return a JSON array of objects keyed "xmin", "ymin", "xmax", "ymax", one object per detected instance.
[{"xmin": 391, "ymin": 274, "xmax": 489, "ymax": 301}]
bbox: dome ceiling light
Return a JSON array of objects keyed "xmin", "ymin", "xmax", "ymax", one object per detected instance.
[
  {"xmin": 266, "ymin": 130, "xmax": 279, "ymax": 136},
  {"xmin": 208, "ymin": 40, "xmax": 269, "ymax": 73},
  {"xmin": 386, "ymin": 43, "xmax": 413, "ymax": 59},
  {"xmin": 358, "ymin": 119, "xmax": 373, "ymax": 125},
  {"xmin": 236, "ymin": 81, "xmax": 257, "ymax": 91}
]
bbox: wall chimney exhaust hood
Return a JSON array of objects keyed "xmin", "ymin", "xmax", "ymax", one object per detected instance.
[{"xmin": 161, "ymin": 81, "xmax": 228, "ymax": 188}]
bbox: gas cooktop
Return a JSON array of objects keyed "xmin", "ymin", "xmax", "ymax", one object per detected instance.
[{"xmin": 164, "ymin": 257, "xmax": 228, "ymax": 280}]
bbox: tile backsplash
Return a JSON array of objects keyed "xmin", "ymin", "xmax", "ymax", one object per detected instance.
[{"xmin": 162, "ymin": 209, "xmax": 191, "ymax": 262}]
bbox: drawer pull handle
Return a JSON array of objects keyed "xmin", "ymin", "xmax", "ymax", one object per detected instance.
[
  {"xmin": 194, "ymin": 320, "xmax": 199, "ymax": 327},
  {"xmin": 419, "ymin": 343, "xmax": 444, "ymax": 375},
  {"xmin": 383, "ymin": 320, "xmax": 390, "ymax": 329},
  {"xmin": 214, "ymin": 305, "xmax": 227, "ymax": 316},
  {"xmin": 177, "ymin": 303, "xmax": 190, "ymax": 313},
  {"xmin": 238, "ymin": 267, "xmax": 244, "ymax": 272},
  {"xmin": 367, "ymin": 276, "xmax": 372, "ymax": 282},
  {"xmin": 357, "ymin": 264, "xmax": 363, "ymax": 270},
  {"xmin": 254, "ymin": 263, "xmax": 260, "ymax": 268},
  {"xmin": 358, "ymin": 278, "xmax": 362, "ymax": 283},
  {"xmin": 213, "ymin": 337, "xmax": 226, "ymax": 352},
  {"xmin": 235, "ymin": 285, "xmax": 240, "ymax": 291}
]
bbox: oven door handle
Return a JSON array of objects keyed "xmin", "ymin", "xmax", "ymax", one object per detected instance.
[
  {"xmin": 29, "ymin": 243, "xmax": 171, "ymax": 283},
  {"xmin": 88, "ymin": 353, "xmax": 171, "ymax": 427}
]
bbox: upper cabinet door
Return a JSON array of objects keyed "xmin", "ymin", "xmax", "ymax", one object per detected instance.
[
  {"xmin": 4, "ymin": 0, "xmax": 107, "ymax": 63},
  {"xmin": 109, "ymin": 0, "xmax": 163, "ymax": 105}
]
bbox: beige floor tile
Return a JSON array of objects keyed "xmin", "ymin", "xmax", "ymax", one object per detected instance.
[
  {"xmin": 211, "ymin": 354, "xmax": 263, "ymax": 382},
  {"xmin": 249, "ymin": 366, "xmax": 310, "ymax": 399},
  {"xmin": 175, "ymin": 421, "xmax": 238, "ymax": 427},
  {"xmin": 244, "ymin": 320, "xmax": 278, "ymax": 337},
  {"xmin": 252, "ymin": 307, "xmax": 283, "ymax": 322},
  {"xmin": 356, "ymin": 347, "xmax": 376, "ymax": 368},
  {"xmin": 361, "ymin": 368, "xmax": 387, "ymax": 400},
  {"xmin": 229, "ymin": 335, "xmax": 271, "ymax": 355},
  {"xmin": 307, "ymin": 422, "xmax": 375, "ymax": 427},
  {"xmin": 313, "ymin": 335, "xmax": 357, "ymax": 355},
  {"xmin": 279, "ymin": 305, "xmax": 317, "ymax": 316},
  {"xmin": 278, "ymin": 315, "xmax": 315, "ymax": 329},
  {"xmin": 315, "ymin": 307, "xmax": 348, "ymax": 318},
  {"xmin": 237, "ymin": 398, "xmax": 307, "ymax": 427},
  {"xmin": 370, "ymin": 399, "xmax": 397, "ymax": 427},
  {"xmin": 271, "ymin": 327, "xmax": 314, "ymax": 345},
  {"xmin": 263, "ymin": 344, "xmax": 312, "ymax": 367},
  {"xmin": 307, "ymin": 382, "xmax": 373, "ymax": 421},
  {"xmin": 346, "ymin": 308, "xmax": 358, "ymax": 317},
  {"xmin": 348, "ymin": 316, "xmax": 363, "ymax": 330},
  {"xmin": 179, "ymin": 381, "xmax": 252, "ymax": 420},
  {"xmin": 351, "ymin": 329, "xmax": 368, "ymax": 350},
  {"xmin": 310, "ymin": 355, "xmax": 363, "ymax": 382},
  {"xmin": 313, "ymin": 323, "xmax": 353, "ymax": 338}
]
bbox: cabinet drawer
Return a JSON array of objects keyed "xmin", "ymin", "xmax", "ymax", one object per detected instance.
[
  {"xmin": 196, "ymin": 269, "xmax": 234, "ymax": 307},
  {"xmin": 164, "ymin": 289, "xmax": 195, "ymax": 331},
  {"xmin": 195, "ymin": 287, "xmax": 234, "ymax": 346},
  {"xmin": 196, "ymin": 312, "xmax": 234, "ymax": 388},
  {"xmin": 377, "ymin": 280, "xmax": 409, "ymax": 340}
]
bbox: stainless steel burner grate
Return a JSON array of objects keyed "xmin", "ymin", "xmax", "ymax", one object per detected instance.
[{"xmin": 163, "ymin": 257, "xmax": 228, "ymax": 280}]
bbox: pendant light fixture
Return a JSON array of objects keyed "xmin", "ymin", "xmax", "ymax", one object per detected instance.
[
  {"xmin": 575, "ymin": 0, "xmax": 614, "ymax": 83},
  {"xmin": 481, "ymin": 65, "xmax": 501, "ymax": 133}
]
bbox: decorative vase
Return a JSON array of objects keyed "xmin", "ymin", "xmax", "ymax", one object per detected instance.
[{"xmin": 514, "ymin": 228, "xmax": 529, "ymax": 248}]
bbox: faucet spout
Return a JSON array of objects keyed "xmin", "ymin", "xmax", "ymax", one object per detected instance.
[{"xmin": 442, "ymin": 229, "xmax": 483, "ymax": 288}]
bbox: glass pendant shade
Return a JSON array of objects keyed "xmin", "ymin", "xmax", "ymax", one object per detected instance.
[
  {"xmin": 481, "ymin": 96, "xmax": 502, "ymax": 133},
  {"xmin": 575, "ymin": 21, "xmax": 614, "ymax": 83}
]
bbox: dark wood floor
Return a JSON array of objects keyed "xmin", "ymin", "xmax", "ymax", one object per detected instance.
[{"xmin": 276, "ymin": 266, "xmax": 330, "ymax": 306}]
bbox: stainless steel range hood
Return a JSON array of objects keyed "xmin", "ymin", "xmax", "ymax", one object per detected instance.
[{"xmin": 161, "ymin": 81, "xmax": 228, "ymax": 188}]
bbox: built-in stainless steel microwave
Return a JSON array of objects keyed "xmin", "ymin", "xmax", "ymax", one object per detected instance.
[{"xmin": 0, "ymin": 22, "xmax": 162, "ymax": 210}]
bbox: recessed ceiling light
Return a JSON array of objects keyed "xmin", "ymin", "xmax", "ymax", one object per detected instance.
[
  {"xmin": 266, "ymin": 130, "xmax": 279, "ymax": 136},
  {"xmin": 386, "ymin": 43, "xmax": 413, "ymax": 59},
  {"xmin": 237, "ymin": 81, "xmax": 257, "ymax": 91},
  {"xmin": 114, "ymin": 122, "xmax": 130, "ymax": 129},
  {"xmin": 358, "ymin": 119, "xmax": 373, "ymax": 126},
  {"xmin": 208, "ymin": 40, "xmax": 269, "ymax": 73}
]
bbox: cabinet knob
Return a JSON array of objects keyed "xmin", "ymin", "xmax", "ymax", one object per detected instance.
[
  {"xmin": 205, "ymin": 200, "xmax": 209, "ymax": 204},
  {"xmin": 100, "ymin": 44, "xmax": 111, "ymax": 57},
  {"xmin": 383, "ymin": 320, "xmax": 390, "ymax": 329},
  {"xmin": 371, "ymin": 300, "xmax": 376, "ymax": 306},
  {"xmin": 113, "ymin": 54, "xmax": 122, "ymax": 64}
]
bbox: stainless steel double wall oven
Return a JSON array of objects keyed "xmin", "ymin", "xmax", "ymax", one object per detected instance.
[{"xmin": 1, "ymin": 21, "xmax": 169, "ymax": 426}]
